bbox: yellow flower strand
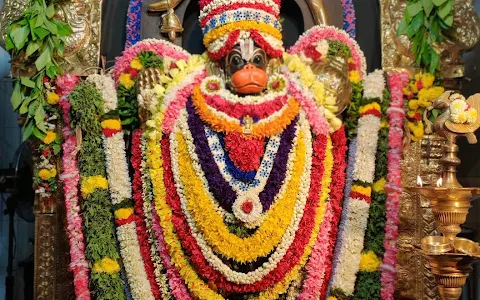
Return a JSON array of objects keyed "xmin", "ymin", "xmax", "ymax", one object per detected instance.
[
  {"xmin": 101, "ymin": 119, "xmax": 122, "ymax": 130},
  {"xmin": 359, "ymin": 250, "xmax": 382, "ymax": 272},
  {"xmin": 114, "ymin": 208, "xmax": 134, "ymax": 220},
  {"xmin": 147, "ymin": 133, "xmax": 223, "ymax": 299},
  {"xmin": 203, "ymin": 21, "xmax": 282, "ymax": 47},
  {"xmin": 351, "ymin": 185, "xmax": 371, "ymax": 197},
  {"xmin": 192, "ymin": 85, "xmax": 300, "ymax": 138},
  {"xmin": 255, "ymin": 135, "xmax": 334, "ymax": 299},
  {"xmin": 92, "ymin": 257, "xmax": 121, "ymax": 274},
  {"xmin": 176, "ymin": 128, "xmax": 306, "ymax": 263},
  {"xmin": 81, "ymin": 175, "xmax": 109, "ymax": 198}
]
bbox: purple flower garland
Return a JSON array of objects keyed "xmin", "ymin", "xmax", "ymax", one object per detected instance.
[
  {"xmin": 125, "ymin": 0, "xmax": 143, "ymax": 49},
  {"xmin": 342, "ymin": 0, "xmax": 356, "ymax": 39},
  {"xmin": 186, "ymin": 99, "xmax": 296, "ymax": 212}
]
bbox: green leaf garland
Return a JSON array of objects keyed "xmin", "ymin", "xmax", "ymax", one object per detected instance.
[{"xmin": 70, "ymin": 82, "xmax": 126, "ymax": 300}]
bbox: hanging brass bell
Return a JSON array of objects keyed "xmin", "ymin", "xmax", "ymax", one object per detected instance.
[
  {"xmin": 160, "ymin": 8, "xmax": 183, "ymax": 41},
  {"xmin": 148, "ymin": 0, "xmax": 183, "ymax": 12}
]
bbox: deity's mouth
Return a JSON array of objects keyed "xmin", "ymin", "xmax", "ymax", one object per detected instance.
[{"xmin": 232, "ymin": 82, "xmax": 264, "ymax": 89}]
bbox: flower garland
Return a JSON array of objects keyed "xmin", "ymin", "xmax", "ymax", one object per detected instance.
[
  {"xmin": 57, "ymin": 74, "xmax": 91, "ymax": 300},
  {"xmin": 341, "ymin": 0, "xmax": 356, "ymax": 39},
  {"xmin": 288, "ymin": 25, "xmax": 367, "ymax": 79},
  {"xmin": 125, "ymin": 0, "xmax": 143, "ymax": 48},
  {"xmin": 403, "ymin": 73, "xmax": 444, "ymax": 141},
  {"xmin": 69, "ymin": 82, "xmax": 126, "ymax": 299},
  {"xmin": 354, "ymin": 83, "xmax": 391, "ymax": 299},
  {"xmin": 138, "ymin": 132, "xmax": 172, "ymax": 299},
  {"xmin": 329, "ymin": 70, "xmax": 385, "ymax": 297},
  {"xmin": 381, "ymin": 72, "xmax": 409, "ymax": 300},
  {"xmin": 89, "ymin": 74, "xmax": 158, "ymax": 300},
  {"xmin": 299, "ymin": 127, "xmax": 347, "ymax": 300}
]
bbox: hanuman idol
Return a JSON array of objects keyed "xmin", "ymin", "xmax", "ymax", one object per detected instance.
[{"xmin": 110, "ymin": 0, "xmax": 366, "ymax": 298}]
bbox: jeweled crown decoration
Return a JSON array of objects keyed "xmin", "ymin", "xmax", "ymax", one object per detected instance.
[{"xmin": 199, "ymin": 0, "xmax": 284, "ymax": 60}]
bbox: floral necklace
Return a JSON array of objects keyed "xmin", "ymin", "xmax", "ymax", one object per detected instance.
[
  {"xmin": 186, "ymin": 99, "xmax": 298, "ymax": 226},
  {"xmin": 192, "ymin": 79, "xmax": 299, "ymax": 138}
]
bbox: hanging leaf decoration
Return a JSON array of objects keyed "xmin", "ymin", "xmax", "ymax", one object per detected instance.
[
  {"xmin": 397, "ymin": 0, "xmax": 454, "ymax": 74},
  {"xmin": 6, "ymin": 0, "xmax": 73, "ymax": 141}
]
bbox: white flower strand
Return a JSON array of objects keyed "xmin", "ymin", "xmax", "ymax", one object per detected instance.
[{"xmin": 169, "ymin": 112, "xmax": 313, "ymax": 284}]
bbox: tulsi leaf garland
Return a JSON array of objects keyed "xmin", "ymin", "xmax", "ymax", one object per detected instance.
[
  {"xmin": 329, "ymin": 70, "xmax": 385, "ymax": 298},
  {"xmin": 90, "ymin": 73, "xmax": 158, "ymax": 300},
  {"xmin": 354, "ymin": 82, "xmax": 391, "ymax": 299},
  {"xmin": 69, "ymin": 82, "xmax": 126, "ymax": 300},
  {"xmin": 57, "ymin": 74, "xmax": 91, "ymax": 300}
]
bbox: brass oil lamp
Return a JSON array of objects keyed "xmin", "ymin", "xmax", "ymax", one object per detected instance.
[{"xmin": 407, "ymin": 93, "xmax": 480, "ymax": 300}]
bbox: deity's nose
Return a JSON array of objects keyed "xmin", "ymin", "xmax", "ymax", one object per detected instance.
[{"xmin": 244, "ymin": 64, "xmax": 255, "ymax": 71}]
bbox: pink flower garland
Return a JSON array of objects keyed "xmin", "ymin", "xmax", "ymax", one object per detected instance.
[
  {"xmin": 299, "ymin": 127, "xmax": 347, "ymax": 299},
  {"xmin": 162, "ymin": 69, "xmax": 206, "ymax": 134},
  {"xmin": 57, "ymin": 74, "xmax": 91, "ymax": 300},
  {"xmin": 287, "ymin": 75, "xmax": 330, "ymax": 136},
  {"xmin": 381, "ymin": 72, "xmax": 409, "ymax": 300},
  {"xmin": 113, "ymin": 39, "xmax": 190, "ymax": 82},
  {"xmin": 288, "ymin": 25, "xmax": 366, "ymax": 79}
]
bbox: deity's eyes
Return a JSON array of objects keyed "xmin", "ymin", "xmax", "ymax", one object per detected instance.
[
  {"xmin": 250, "ymin": 50, "xmax": 267, "ymax": 70},
  {"xmin": 228, "ymin": 53, "xmax": 246, "ymax": 74}
]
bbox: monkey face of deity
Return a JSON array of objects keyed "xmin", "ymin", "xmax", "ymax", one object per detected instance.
[{"xmin": 224, "ymin": 40, "xmax": 269, "ymax": 95}]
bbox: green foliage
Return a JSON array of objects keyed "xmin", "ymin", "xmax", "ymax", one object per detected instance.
[
  {"xmin": 138, "ymin": 51, "xmax": 164, "ymax": 68},
  {"xmin": 353, "ymin": 271, "xmax": 381, "ymax": 300},
  {"xmin": 70, "ymin": 82, "xmax": 126, "ymax": 299},
  {"xmin": 345, "ymin": 82, "xmax": 364, "ymax": 140},
  {"xmin": 397, "ymin": 0, "xmax": 453, "ymax": 74},
  {"xmin": 7, "ymin": 0, "xmax": 72, "ymax": 141},
  {"xmin": 117, "ymin": 84, "xmax": 139, "ymax": 134},
  {"xmin": 328, "ymin": 40, "xmax": 352, "ymax": 58}
]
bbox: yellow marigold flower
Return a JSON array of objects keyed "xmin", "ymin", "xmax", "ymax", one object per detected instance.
[
  {"xmin": 359, "ymin": 250, "xmax": 382, "ymax": 272},
  {"xmin": 43, "ymin": 131, "xmax": 57, "ymax": 144},
  {"xmin": 410, "ymin": 83, "xmax": 418, "ymax": 94},
  {"xmin": 415, "ymin": 73, "xmax": 422, "ymax": 81},
  {"xmin": 429, "ymin": 86, "xmax": 444, "ymax": 100},
  {"xmin": 328, "ymin": 297, "xmax": 338, "ymax": 300},
  {"xmin": 46, "ymin": 91, "xmax": 60, "ymax": 105},
  {"xmin": 130, "ymin": 58, "xmax": 144, "ymax": 70},
  {"xmin": 349, "ymin": 70, "xmax": 361, "ymax": 84},
  {"xmin": 351, "ymin": 185, "xmax": 372, "ymax": 197},
  {"xmin": 413, "ymin": 124, "xmax": 424, "ymax": 138},
  {"xmin": 114, "ymin": 208, "xmax": 134, "ymax": 220},
  {"xmin": 119, "ymin": 73, "xmax": 135, "ymax": 89},
  {"xmin": 101, "ymin": 119, "xmax": 122, "ymax": 130},
  {"xmin": 373, "ymin": 178, "xmax": 387, "ymax": 193},
  {"xmin": 403, "ymin": 86, "xmax": 412, "ymax": 96},
  {"xmin": 49, "ymin": 168, "xmax": 57, "ymax": 178},
  {"xmin": 93, "ymin": 257, "xmax": 120, "ymax": 274},
  {"xmin": 421, "ymin": 73, "xmax": 435, "ymax": 89},
  {"xmin": 417, "ymin": 99, "xmax": 430, "ymax": 108},
  {"xmin": 408, "ymin": 100, "xmax": 419, "ymax": 110},
  {"xmin": 81, "ymin": 175, "xmax": 108, "ymax": 198},
  {"xmin": 407, "ymin": 110, "xmax": 416, "ymax": 118},
  {"xmin": 407, "ymin": 121, "xmax": 417, "ymax": 131},
  {"xmin": 39, "ymin": 169, "xmax": 52, "ymax": 180},
  {"xmin": 418, "ymin": 89, "xmax": 429, "ymax": 102}
]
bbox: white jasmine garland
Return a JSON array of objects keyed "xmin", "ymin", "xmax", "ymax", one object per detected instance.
[
  {"xmin": 329, "ymin": 199, "xmax": 370, "ymax": 295},
  {"xmin": 231, "ymin": 193, "xmax": 263, "ymax": 224},
  {"xmin": 353, "ymin": 114, "xmax": 381, "ymax": 183},
  {"xmin": 116, "ymin": 223, "xmax": 156, "ymax": 300},
  {"xmin": 169, "ymin": 112, "xmax": 314, "ymax": 284},
  {"xmin": 86, "ymin": 74, "xmax": 118, "ymax": 112},
  {"xmin": 363, "ymin": 70, "xmax": 385, "ymax": 100},
  {"xmin": 102, "ymin": 132, "xmax": 133, "ymax": 204}
]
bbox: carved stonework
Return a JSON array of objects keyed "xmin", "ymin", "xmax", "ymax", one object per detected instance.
[
  {"xmin": 34, "ymin": 214, "xmax": 56, "ymax": 300},
  {"xmin": 396, "ymin": 136, "xmax": 445, "ymax": 299},
  {"xmin": 0, "ymin": 0, "xmax": 102, "ymax": 75}
]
